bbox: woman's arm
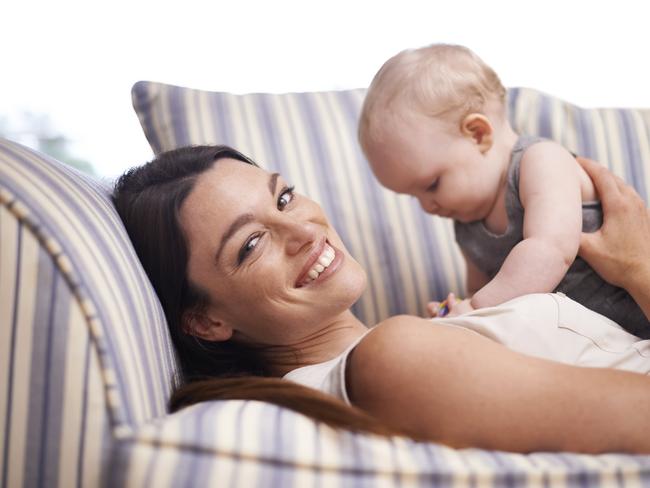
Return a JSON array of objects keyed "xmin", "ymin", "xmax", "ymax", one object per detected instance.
[
  {"xmin": 577, "ymin": 156, "xmax": 650, "ymax": 320},
  {"xmin": 347, "ymin": 315, "xmax": 650, "ymax": 453}
]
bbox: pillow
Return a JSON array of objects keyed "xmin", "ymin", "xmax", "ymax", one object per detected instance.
[
  {"xmin": 507, "ymin": 87, "xmax": 650, "ymax": 199},
  {"xmin": 132, "ymin": 82, "xmax": 650, "ymax": 324},
  {"xmin": 132, "ymin": 82, "xmax": 466, "ymax": 324}
]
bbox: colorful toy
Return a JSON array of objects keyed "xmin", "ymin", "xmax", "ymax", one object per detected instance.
[{"xmin": 437, "ymin": 299, "xmax": 450, "ymax": 317}]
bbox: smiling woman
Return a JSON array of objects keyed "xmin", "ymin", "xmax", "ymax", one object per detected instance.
[
  {"xmin": 176, "ymin": 156, "xmax": 367, "ymax": 358},
  {"xmin": 113, "ymin": 144, "xmax": 395, "ymax": 435},
  {"xmin": 112, "ymin": 144, "xmax": 650, "ymax": 454}
]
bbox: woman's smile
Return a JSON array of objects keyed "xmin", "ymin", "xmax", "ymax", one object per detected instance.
[{"xmin": 296, "ymin": 240, "xmax": 344, "ymax": 288}]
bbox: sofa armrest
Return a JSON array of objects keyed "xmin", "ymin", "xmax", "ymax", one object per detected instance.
[{"xmin": 110, "ymin": 400, "xmax": 650, "ymax": 487}]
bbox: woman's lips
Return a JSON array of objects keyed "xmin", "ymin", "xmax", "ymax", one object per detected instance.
[
  {"xmin": 307, "ymin": 243, "xmax": 342, "ymax": 286},
  {"xmin": 295, "ymin": 239, "xmax": 326, "ymax": 286},
  {"xmin": 295, "ymin": 240, "xmax": 343, "ymax": 288}
]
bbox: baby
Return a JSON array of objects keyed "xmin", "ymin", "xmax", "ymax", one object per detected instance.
[{"xmin": 358, "ymin": 43, "xmax": 650, "ymax": 339}]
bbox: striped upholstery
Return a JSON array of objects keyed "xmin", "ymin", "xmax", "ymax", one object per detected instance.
[
  {"xmin": 132, "ymin": 84, "xmax": 467, "ymax": 324},
  {"xmin": 2, "ymin": 80, "xmax": 650, "ymax": 487},
  {"xmin": 132, "ymin": 82, "xmax": 650, "ymax": 326},
  {"xmin": 508, "ymin": 88, "xmax": 650, "ymax": 200},
  {"xmin": 128, "ymin": 81, "xmax": 650, "ymax": 485},
  {"xmin": 0, "ymin": 139, "xmax": 179, "ymax": 486}
]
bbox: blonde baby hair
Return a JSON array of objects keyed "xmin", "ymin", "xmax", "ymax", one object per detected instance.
[{"xmin": 359, "ymin": 43, "xmax": 507, "ymax": 148}]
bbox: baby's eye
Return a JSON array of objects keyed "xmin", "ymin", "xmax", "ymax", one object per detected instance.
[
  {"xmin": 427, "ymin": 179, "xmax": 439, "ymax": 192},
  {"xmin": 238, "ymin": 234, "xmax": 262, "ymax": 265},
  {"xmin": 278, "ymin": 186, "xmax": 295, "ymax": 210}
]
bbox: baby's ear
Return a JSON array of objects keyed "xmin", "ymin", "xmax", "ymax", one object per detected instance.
[
  {"xmin": 182, "ymin": 310, "xmax": 234, "ymax": 342},
  {"xmin": 461, "ymin": 113, "xmax": 493, "ymax": 153}
]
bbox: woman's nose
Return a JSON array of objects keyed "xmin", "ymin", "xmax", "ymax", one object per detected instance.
[{"xmin": 281, "ymin": 218, "xmax": 319, "ymax": 255}]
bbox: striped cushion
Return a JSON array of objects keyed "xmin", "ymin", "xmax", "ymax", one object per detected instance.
[
  {"xmin": 508, "ymin": 87, "xmax": 650, "ymax": 199},
  {"xmin": 132, "ymin": 82, "xmax": 650, "ymax": 325},
  {"xmin": 0, "ymin": 139, "xmax": 180, "ymax": 486},
  {"xmin": 115, "ymin": 399, "xmax": 650, "ymax": 487},
  {"xmin": 132, "ymin": 83, "xmax": 466, "ymax": 324},
  {"xmin": 128, "ymin": 81, "xmax": 650, "ymax": 485}
]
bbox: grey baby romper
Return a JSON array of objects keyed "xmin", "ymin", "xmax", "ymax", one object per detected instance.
[{"xmin": 454, "ymin": 135, "xmax": 650, "ymax": 339}]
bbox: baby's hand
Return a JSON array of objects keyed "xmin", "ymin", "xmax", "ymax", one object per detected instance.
[
  {"xmin": 427, "ymin": 293, "xmax": 474, "ymax": 318},
  {"xmin": 427, "ymin": 299, "xmax": 449, "ymax": 318},
  {"xmin": 447, "ymin": 296, "xmax": 474, "ymax": 316}
]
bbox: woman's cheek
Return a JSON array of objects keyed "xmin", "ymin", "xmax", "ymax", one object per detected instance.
[{"xmin": 249, "ymin": 266, "xmax": 283, "ymax": 299}]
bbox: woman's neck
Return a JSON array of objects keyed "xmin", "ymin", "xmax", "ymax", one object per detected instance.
[{"xmin": 267, "ymin": 310, "xmax": 369, "ymax": 377}]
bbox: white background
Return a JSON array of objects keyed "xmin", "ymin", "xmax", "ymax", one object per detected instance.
[{"xmin": 2, "ymin": 0, "xmax": 649, "ymax": 177}]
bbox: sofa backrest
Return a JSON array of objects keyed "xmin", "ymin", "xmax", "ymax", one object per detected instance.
[
  {"xmin": 132, "ymin": 83, "xmax": 650, "ymax": 325},
  {"xmin": 0, "ymin": 139, "xmax": 180, "ymax": 486},
  {"xmin": 133, "ymin": 85, "xmax": 466, "ymax": 324},
  {"xmin": 3, "ymin": 83, "xmax": 650, "ymax": 486}
]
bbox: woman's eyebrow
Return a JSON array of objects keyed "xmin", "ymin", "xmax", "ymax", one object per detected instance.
[
  {"xmin": 214, "ymin": 172, "xmax": 281, "ymax": 265},
  {"xmin": 268, "ymin": 172, "xmax": 279, "ymax": 195},
  {"xmin": 214, "ymin": 213, "xmax": 254, "ymax": 264}
]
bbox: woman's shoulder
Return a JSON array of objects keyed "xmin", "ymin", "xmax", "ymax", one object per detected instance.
[
  {"xmin": 355, "ymin": 315, "xmax": 429, "ymax": 359},
  {"xmin": 358, "ymin": 314, "xmax": 467, "ymax": 352},
  {"xmin": 347, "ymin": 315, "xmax": 475, "ymax": 399}
]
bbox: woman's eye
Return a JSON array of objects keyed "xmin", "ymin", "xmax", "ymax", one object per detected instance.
[
  {"xmin": 235, "ymin": 185, "xmax": 295, "ymax": 266},
  {"xmin": 238, "ymin": 234, "xmax": 261, "ymax": 265},
  {"xmin": 278, "ymin": 185, "xmax": 295, "ymax": 210},
  {"xmin": 427, "ymin": 179, "xmax": 439, "ymax": 192}
]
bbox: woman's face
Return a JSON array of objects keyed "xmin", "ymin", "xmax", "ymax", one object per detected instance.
[{"xmin": 179, "ymin": 159, "xmax": 367, "ymax": 347}]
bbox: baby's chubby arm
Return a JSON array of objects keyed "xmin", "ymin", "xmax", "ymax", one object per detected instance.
[
  {"xmin": 463, "ymin": 249, "xmax": 490, "ymax": 295},
  {"xmin": 471, "ymin": 142, "xmax": 582, "ymax": 309}
]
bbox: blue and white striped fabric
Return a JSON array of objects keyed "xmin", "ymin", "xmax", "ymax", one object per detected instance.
[
  {"xmin": 3, "ymin": 78, "xmax": 650, "ymax": 487},
  {"xmin": 508, "ymin": 87, "xmax": 650, "ymax": 201},
  {"xmin": 129, "ymin": 81, "xmax": 650, "ymax": 486},
  {"xmin": 132, "ymin": 83, "xmax": 467, "ymax": 325},
  {"xmin": 132, "ymin": 82, "xmax": 650, "ymax": 324},
  {"xmin": 0, "ymin": 139, "xmax": 179, "ymax": 487}
]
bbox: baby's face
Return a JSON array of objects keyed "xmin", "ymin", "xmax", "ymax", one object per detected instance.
[{"xmin": 364, "ymin": 111, "xmax": 502, "ymax": 222}]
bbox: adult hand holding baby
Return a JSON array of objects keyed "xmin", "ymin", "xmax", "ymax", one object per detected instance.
[
  {"xmin": 358, "ymin": 42, "xmax": 650, "ymax": 337},
  {"xmin": 577, "ymin": 156, "xmax": 650, "ymax": 320},
  {"xmin": 427, "ymin": 158, "xmax": 650, "ymax": 324}
]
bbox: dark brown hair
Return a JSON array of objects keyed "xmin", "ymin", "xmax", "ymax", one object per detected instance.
[
  {"xmin": 113, "ymin": 145, "xmax": 405, "ymax": 437},
  {"xmin": 169, "ymin": 376, "xmax": 404, "ymax": 437},
  {"xmin": 113, "ymin": 145, "xmax": 268, "ymax": 378}
]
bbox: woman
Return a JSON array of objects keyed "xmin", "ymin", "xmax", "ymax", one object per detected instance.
[{"xmin": 113, "ymin": 145, "xmax": 650, "ymax": 454}]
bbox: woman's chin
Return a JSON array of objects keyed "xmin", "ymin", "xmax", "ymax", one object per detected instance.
[
  {"xmin": 321, "ymin": 258, "xmax": 367, "ymax": 309},
  {"xmin": 340, "ymin": 261, "xmax": 368, "ymax": 305}
]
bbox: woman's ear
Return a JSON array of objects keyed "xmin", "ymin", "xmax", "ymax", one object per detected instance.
[
  {"xmin": 461, "ymin": 113, "xmax": 493, "ymax": 153},
  {"xmin": 182, "ymin": 311, "xmax": 233, "ymax": 342}
]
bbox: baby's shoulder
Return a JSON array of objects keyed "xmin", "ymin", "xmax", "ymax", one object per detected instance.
[
  {"xmin": 521, "ymin": 139, "xmax": 573, "ymax": 164},
  {"xmin": 519, "ymin": 140, "xmax": 580, "ymax": 185}
]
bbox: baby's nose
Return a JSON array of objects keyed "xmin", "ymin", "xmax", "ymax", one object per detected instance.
[{"xmin": 418, "ymin": 196, "xmax": 438, "ymax": 215}]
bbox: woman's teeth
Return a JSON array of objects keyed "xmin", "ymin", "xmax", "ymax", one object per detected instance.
[{"xmin": 305, "ymin": 245, "xmax": 335, "ymax": 283}]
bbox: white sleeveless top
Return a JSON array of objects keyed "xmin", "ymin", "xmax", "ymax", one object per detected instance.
[{"xmin": 283, "ymin": 293, "xmax": 650, "ymax": 403}]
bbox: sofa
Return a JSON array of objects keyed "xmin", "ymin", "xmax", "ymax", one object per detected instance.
[{"xmin": 1, "ymin": 82, "xmax": 650, "ymax": 487}]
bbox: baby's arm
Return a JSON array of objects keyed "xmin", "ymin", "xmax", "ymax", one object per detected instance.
[
  {"xmin": 463, "ymin": 249, "xmax": 490, "ymax": 295},
  {"xmin": 471, "ymin": 142, "xmax": 582, "ymax": 309},
  {"xmin": 426, "ymin": 253, "xmax": 486, "ymax": 317}
]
